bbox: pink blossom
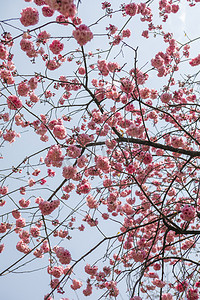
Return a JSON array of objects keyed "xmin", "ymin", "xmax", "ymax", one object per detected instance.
[
  {"xmin": 0, "ymin": 43, "xmax": 8, "ymax": 60},
  {"xmin": 53, "ymin": 125, "xmax": 66, "ymax": 139},
  {"xmin": 12, "ymin": 210, "xmax": 21, "ymax": 219},
  {"xmin": 39, "ymin": 199, "xmax": 60, "ymax": 215},
  {"xmin": 17, "ymin": 81, "xmax": 29, "ymax": 97},
  {"xmin": 0, "ymin": 223, "xmax": 7, "ymax": 233},
  {"xmin": 30, "ymin": 227, "xmax": 40, "ymax": 237},
  {"xmin": 20, "ymin": 39, "xmax": 34, "ymax": 52},
  {"xmin": 45, "ymin": 145, "xmax": 64, "ymax": 168},
  {"xmin": 180, "ymin": 205, "xmax": 196, "ymax": 222},
  {"xmin": 189, "ymin": 54, "xmax": 200, "ymax": 66},
  {"xmin": 0, "ymin": 244, "xmax": 5, "ymax": 253},
  {"xmin": 42, "ymin": 6, "xmax": 54, "ymax": 17},
  {"xmin": 85, "ymin": 264, "xmax": 98, "ymax": 276},
  {"xmin": 66, "ymin": 145, "xmax": 81, "ymax": 158},
  {"xmin": 120, "ymin": 78, "xmax": 134, "ymax": 94},
  {"xmin": 54, "ymin": 246, "xmax": 72, "ymax": 264},
  {"xmin": 3, "ymin": 130, "xmax": 20, "ymax": 143},
  {"xmin": 71, "ymin": 279, "xmax": 83, "ymax": 290},
  {"xmin": 45, "ymin": 0, "xmax": 77, "ymax": 17},
  {"xmin": 16, "ymin": 240, "xmax": 30, "ymax": 253},
  {"xmin": 37, "ymin": 31, "xmax": 51, "ymax": 44},
  {"xmin": 97, "ymin": 60, "xmax": 109, "ymax": 76},
  {"xmin": 143, "ymin": 153, "xmax": 153, "ymax": 165},
  {"xmin": 46, "ymin": 59, "xmax": 61, "ymax": 70},
  {"xmin": 16, "ymin": 218, "xmax": 26, "ymax": 228},
  {"xmin": 152, "ymin": 278, "xmax": 166, "ymax": 288},
  {"xmin": 125, "ymin": 3, "xmax": 138, "ymax": 16},
  {"xmin": 161, "ymin": 92, "xmax": 172, "ymax": 103},
  {"xmin": 62, "ymin": 165, "xmax": 78, "ymax": 180},
  {"xmin": 78, "ymin": 67, "xmax": 85, "ymax": 75},
  {"xmin": 122, "ymin": 29, "xmax": 131, "ymax": 38},
  {"xmin": 49, "ymin": 40, "xmax": 64, "ymax": 54},
  {"xmin": 142, "ymin": 30, "xmax": 149, "ymax": 38},
  {"xmin": 77, "ymin": 179, "xmax": 91, "ymax": 194},
  {"xmin": 7, "ymin": 95, "xmax": 22, "ymax": 110},
  {"xmin": 49, "ymin": 266, "xmax": 64, "ymax": 278},
  {"xmin": 187, "ymin": 288, "xmax": 199, "ymax": 300},
  {"xmin": 19, "ymin": 198, "xmax": 30, "ymax": 208},
  {"xmin": 83, "ymin": 280, "xmax": 92, "ymax": 296},
  {"xmin": 20, "ymin": 7, "xmax": 39, "ymax": 27},
  {"xmin": 73, "ymin": 24, "xmax": 93, "ymax": 46},
  {"xmin": 95, "ymin": 155, "xmax": 111, "ymax": 173}
]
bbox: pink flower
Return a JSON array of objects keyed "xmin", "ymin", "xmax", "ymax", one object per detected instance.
[
  {"xmin": 53, "ymin": 125, "xmax": 66, "ymax": 139},
  {"xmin": 78, "ymin": 67, "xmax": 85, "ymax": 75},
  {"xmin": 17, "ymin": 81, "xmax": 29, "ymax": 97},
  {"xmin": 12, "ymin": 210, "xmax": 21, "ymax": 219},
  {"xmin": 20, "ymin": 39, "xmax": 34, "ymax": 52},
  {"xmin": 54, "ymin": 246, "xmax": 72, "ymax": 264},
  {"xmin": 20, "ymin": 7, "xmax": 39, "ymax": 27},
  {"xmin": 16, "ymin": 240, "xmax": 30, "ymax": 253},
  {"xmin": 7, "ymin": 95, "xmax": 22, "ymax": 110},
  {"xmin": 45, "ymin": 0, "xmax": 77, "ymax": 17},
  {"xmin": 120, "ymin": 78, "xmax": 134, "ymax": 94},
  {"xmin": 143, "ymin": 153, "xmax": 153, "ymax": 165},
  {"xmin": 187, "ymin": 288, "xmax": 199, "ymax": 300},
  {"xmin": 85, "ymin": 264, "xmax": 98, "ymax": 276},
  {"xmin": 0, "ymin": 223, "xmax": 7, "ymax": 233},
  {"xmin": 45, "ymin": 145, "xmax": 64, "ymax": 168},
  {"xmin": 176, "ymin": 281, "xmax": 188, "ymax": 292},
  {"xmin": 0, "ymin": 43, "xmax": 8, "ymax": 60},
  {"xmin": 46, "ymin": 59, "xmax": 61, "ymax": 70},
  {"xmin": 3, "ymin": 130, "xmax": 19, "ymax": 143},
  {"xmin": 42, "ymin": 6, "xmax": 54, "ymax": 17},
  {"xmin": 97, "ymin": 60, "xmax": 109, "ymax": 76},
  {"xmin": 71, "ymin": 279, "xmax": 83, "ymax": 290},
  {"xmin": 16, "ymin": 218, "xmax": 26, "ymax": 228},
  {"xmin": 161, "ymin": 92, "xmax": 172, "ymax": 103},
  {"xmin": 30, "ymin": 227, "xmax": 40, "ymax": 237},
  {"xmin": 28, "ymin": 77, "xmax": 38, "ymax": 90},
  {"xmin": 49, "ymin": 40, "xmax": 64, "ymax": 54},
  {"xmin": 95, "ymin": 155, "xmax": 111, "ymax": 173},
  {"xmin": 19, "ymin": 198, "xmax": 30, "ymax": 208},
  {"xmin": 180, "ymin": 205, "xmax": 196, "ymax": 222},
  {"xmin": 62, "ymin": 166, "xmax": 77, "ymax": 180},
  {"xmin": 0, "ymin": 244, "xmax": 5, "ymax": 253},
  {"xmin": 142, "ymin": 30, "xmax": 149, "ymax": 38},
  {"xmin": 73, "ymin": 24, "xmax": 93, "ymax": 46},
  {"xmin": 49, "ymin": 266, "xmax": 63, "ymax": 278},
  {"xmin": 77, "ymin": 179, "xmax": 91, "ymax": 194},
  {"xmin": 39, "ymin": 199, "xmax": 60, "ymax": 215},
  {"xmin": 189, "ymin": 54, "xmax": 200, "ymax": 66},
  {"xmin": 67, "ymin": 145, "xmax": 81, "ymax": 158},
  {"xmin": 125, "ymin": 3, "xmax": 138, "ymax": 16},
  {"xmin": 122, "ymin": 29, "xmax": 131, "ymax": 38},
  {"xmin": 152, "ymin": 278, "xmax": 166, "ymax": 288}
]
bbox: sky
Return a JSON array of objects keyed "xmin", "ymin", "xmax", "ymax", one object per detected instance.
[{"xmin": 1, "ymin": 1, "xmax": 200, "ymax": 300}]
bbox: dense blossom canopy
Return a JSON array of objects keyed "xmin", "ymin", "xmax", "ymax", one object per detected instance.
[{"xmin": 1, "ymin": 0, "xmax": 200, "ymax": 299}]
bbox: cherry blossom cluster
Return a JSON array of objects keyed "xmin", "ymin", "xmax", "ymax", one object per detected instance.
[
  {"xmin": 45, "ymin": 145, "xmax": 64, "ymax": 168},
  {"xmin": 54, "ymin": 246, "xmax": 72, "ymax": 264},
  {"xmin": 44, "ymin": 0, "xmax": 77, "ymax": 18},
  {"xmin": 73, "ymin": 24, "xmax": 93, "ymax": 46},
  {"xmin": 20, "ymin": 7, "xmax": 39, "ymax": 27},
  {"xmin": 37, "ymin": 198, "xmax": 60, "ymax": 215}
]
